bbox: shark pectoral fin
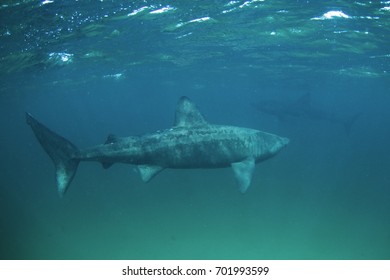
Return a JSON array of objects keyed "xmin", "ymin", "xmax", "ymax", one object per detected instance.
[
  {"xmin": 231, "ymin": 157, "xmax": 255, "ymax": 193},
  {"xmin": 137, "ymin": 165, "xmax": 164, "ymax": 182}
]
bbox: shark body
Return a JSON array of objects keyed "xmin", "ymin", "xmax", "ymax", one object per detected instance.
[
  {"xmin": 253, "ymin": 93, "xmax": 360, "ymax": 134},
  {"xmin": 27, "ymin": 96, "xmax": 289, "ymax": 197}
]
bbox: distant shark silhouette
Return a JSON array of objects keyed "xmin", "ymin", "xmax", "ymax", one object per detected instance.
[
  {"xmin": 26, "ymin": 96, "xmax": 289, "ymax": 197},
  {"xmin": 253, "ymin": 93, "xmax": 360, "ymax": 134}
]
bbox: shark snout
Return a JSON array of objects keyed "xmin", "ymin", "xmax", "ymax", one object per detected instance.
[
  {"xmin": 273, "ymin": 136, "xmax": 289, "ymax": 153},
  {"xmin": 268, "ymin": 136, "xmax": 289, "ymax": 154},
  {"xmin": 281, "ymin": 137, "xmax": 289, "ymax": 146}
]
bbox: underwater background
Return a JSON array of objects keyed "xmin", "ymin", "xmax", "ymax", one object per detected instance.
[{"xmin": 0, "ymin": 0, "xmax": 389, "ymax": 260}]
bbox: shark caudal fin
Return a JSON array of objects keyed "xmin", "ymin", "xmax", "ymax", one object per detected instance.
[{"xmin": 26, "ymin": 113, "xmax": 80, "ymax": 197}]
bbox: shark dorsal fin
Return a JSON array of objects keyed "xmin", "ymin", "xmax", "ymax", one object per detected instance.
[
  {"xmin": 104, "ymin": 134, "xmax": 119, "ymax": 144},
  {"xmin": 174, "ymin": 96, "xmax": 208, "ymax": 127},
  {"xmin": 284, "ymin": 93, "xmax": 311, "ymax": 117}
]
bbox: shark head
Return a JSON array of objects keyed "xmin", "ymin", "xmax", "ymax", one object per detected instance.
[
  {"xmin": 254, "ymin": 132, "xmax": 289, "ymax": 161},
  {"xmin": 268, "ymin": 136, "xmax": 289, "ymax": 155},
  {"xmin": 276, "ymin": 136, "xmax": 289, "ymax": 151}
]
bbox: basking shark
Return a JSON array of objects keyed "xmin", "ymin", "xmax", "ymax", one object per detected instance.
[
  {"xmin": 253, "ymin": 93, "xmax": 360, "ymax": 134},
  {"xmin": 26, "ymin": 96, "xmax": 289, "ymax": 197}
]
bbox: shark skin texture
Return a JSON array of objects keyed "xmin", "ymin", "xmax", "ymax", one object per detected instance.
[{"xmin": 26, "ymin": 96, "xmax": 289, "ymax": 197}]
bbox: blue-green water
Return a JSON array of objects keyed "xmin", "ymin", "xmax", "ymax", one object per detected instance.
[{"xmin": 0, "ymin": 0, "xmax": 389, "ymax": 260}]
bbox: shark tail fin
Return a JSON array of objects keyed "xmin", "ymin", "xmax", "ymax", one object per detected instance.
[
  {"xmin": 344, "ymin": 112, "xmax": 362, "ymax": 135},
  {"xmin": 26, "ymin": 113, "xmax": 80, "ymax": 197}
]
